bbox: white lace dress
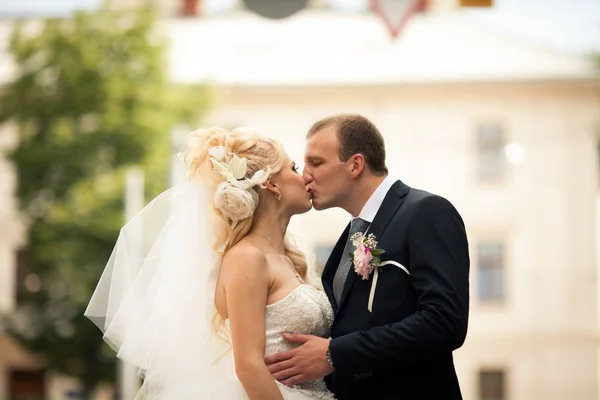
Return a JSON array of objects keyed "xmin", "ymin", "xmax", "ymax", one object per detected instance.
[
  {"xmin": 265, "ymin": 284, "xmax": 335, "ymax": 399},
  {"xmin": 156, "ymin": 284, "xmax": 335, "ymax": 400}
]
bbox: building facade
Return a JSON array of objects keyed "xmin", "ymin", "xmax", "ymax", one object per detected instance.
[
  {"xmin": 0, "ymin": 0, "xmax": 598, "ymax": 399},
  {"xmin": 165, "ymin": 2, "xmax": 600, "ymax": 399}
]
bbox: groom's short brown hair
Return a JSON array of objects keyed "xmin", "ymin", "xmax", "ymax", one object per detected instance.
[{"xmin": 307, "ymin": 114, "xmax": 388, "ymax": 176}]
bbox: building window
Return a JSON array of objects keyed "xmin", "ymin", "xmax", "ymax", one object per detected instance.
[
  {"xmin": 314, "ymin": 245, "xmax": 335, "ymax": 275},
  {"xmin": 477, "ymin": 124, "xmax": 505, "ymax": 182},
  {"xmin": 479, "ymin": 369, "xmax": 505, "ymax": 400},
  {"xmin": 9, "ymin": 369, "xmax": 46, "ymax": 400},
  {"xmin": 477, "ymin": 243, "xmax": 504, "ymax": 302}
]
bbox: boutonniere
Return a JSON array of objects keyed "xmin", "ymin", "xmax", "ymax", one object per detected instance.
[
  {"xmin": 349, "ymin": 232, "xmax": 410, "ymax": 313},
  {"xmin": 349, "ymin": 232, "xmax": 385, "ymax": 280}
]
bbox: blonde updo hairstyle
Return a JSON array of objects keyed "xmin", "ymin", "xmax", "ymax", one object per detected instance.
[{"xmin": 182, "ymin": 127, "xmax": 308, "ymax": 280}]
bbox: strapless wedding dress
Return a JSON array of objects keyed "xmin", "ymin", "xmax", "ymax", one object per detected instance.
[
  {"xmin": 265, "ymin": 284, "xmax": 335, "ymax": 399},
  {"xmin": 154, "ymin": 284, "xmax": 335, "ymax": 399}
]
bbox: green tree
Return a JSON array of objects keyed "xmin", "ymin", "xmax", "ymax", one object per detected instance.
[{"xmin": 0, "ymin": 7, "xmax": 207, "ymax": 396}]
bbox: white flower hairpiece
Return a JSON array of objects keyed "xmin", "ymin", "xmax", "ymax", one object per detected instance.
[
  {"xmin": 208, "ymin": 145, "xmax": 229, "ymax": 163},
  {"xmin": 209, "ymin": 151, "xmax": 269, "ymax": 222},
  {"xmin": 210, "ymin": 154, "xmax": 268, "ymax": 190}
]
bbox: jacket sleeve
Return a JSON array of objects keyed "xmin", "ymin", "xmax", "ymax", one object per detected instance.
[{"xmin": 328, "ymin": 195, "xmax": 470, "ymax": 378}]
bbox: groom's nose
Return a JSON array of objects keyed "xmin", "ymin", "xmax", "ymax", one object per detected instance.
[{"xmin": 302, "ymin": 168, "xmax": 312, "ymax": 184}]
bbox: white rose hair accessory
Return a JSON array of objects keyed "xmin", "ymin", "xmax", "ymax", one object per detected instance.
[{"xmin": 209, "ymin": 150, "xmax": 269, "ymax": 222}]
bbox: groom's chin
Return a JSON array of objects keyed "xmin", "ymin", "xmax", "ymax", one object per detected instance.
[{"xmin": 311, "ymin": 200, "xmax": 327, "ymax": 211}]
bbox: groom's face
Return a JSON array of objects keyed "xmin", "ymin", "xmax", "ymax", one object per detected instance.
[{"xmin": 303, "ymin": 126, "xmax": 352, "ymax": 210}]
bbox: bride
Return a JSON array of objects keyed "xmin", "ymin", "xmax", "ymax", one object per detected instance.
[{"xmin": 85, "ymin": 127, "xmax": 335, "ymax": 399}]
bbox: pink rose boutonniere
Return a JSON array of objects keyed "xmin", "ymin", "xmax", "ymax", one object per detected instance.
[
  {"xmin": 349, "ymin": 232, "xmax": 385, "ymax": 280},
  {"xmin": 349, "ymin": 232, "xmax": 410, "ymax": 313}
]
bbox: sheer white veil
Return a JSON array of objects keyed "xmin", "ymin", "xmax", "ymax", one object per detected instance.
[{"xmin": 84, "ymin": 180, "xmax": 246, "ymax": 399}]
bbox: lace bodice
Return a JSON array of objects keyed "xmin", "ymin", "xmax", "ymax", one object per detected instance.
[{"xmin": 265, "ymin": 284, "xmax": 334, "ymax": 398}]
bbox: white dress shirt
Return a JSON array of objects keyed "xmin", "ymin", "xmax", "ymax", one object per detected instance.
[{"xmin": 355, "ymin": 175, "xmax": 397, "ymax": 223}]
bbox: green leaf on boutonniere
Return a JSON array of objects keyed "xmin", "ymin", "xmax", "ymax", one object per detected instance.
[
  {"xmin": 349, "ymin": 252, "xmax": 354, "ymax": 259},
  {"xmin": 371, "ymin": 249, "xmax": 385, "ymax": 257},
  {"xmin": 373, "ymin": 257, "xmax": 383, "ymax": 273}
]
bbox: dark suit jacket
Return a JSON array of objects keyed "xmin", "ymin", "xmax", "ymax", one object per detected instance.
[{"xmin": 322, "ymin": 180, "xmax": 470, "ymax": 400}]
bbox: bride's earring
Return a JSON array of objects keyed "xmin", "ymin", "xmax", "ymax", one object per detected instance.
[{"xmin": 275, "ymin": 193, "xmax": 282, "ymax": 201}]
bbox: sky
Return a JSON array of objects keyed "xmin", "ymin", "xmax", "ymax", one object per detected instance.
[
  {"xmin": 0, "ymin": 0, "xmax": 598, "ymax": 55},
  {"xmin": 0, "ymin": 0, "xmax": 99, "ymax": 17},
  {"xmin": 462, "ymin": 0, "xmax": 600, "ymax": 55}
]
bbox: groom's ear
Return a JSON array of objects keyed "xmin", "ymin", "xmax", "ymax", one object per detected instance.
[{"xmin": 349, "ymin": 154, "xmax": 366, "ymax": 178}]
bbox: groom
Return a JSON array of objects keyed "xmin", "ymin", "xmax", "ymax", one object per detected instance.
[{"xmin": 265, "ymin": 114, "xmax": 470, "ymax": 399}]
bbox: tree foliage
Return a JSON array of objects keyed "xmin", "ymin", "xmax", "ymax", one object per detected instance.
[{"xmin": 0, "ymin": 7, "xmax": 207, "ymax": 395}]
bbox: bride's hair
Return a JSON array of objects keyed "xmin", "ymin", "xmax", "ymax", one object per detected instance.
[
  {"xmin": 183, "ymin": 127, "xmax": 309, "ymax": 349},
  {"xmin": 182, "ymin": 125, "xmax": 308, "ymax": 278}
]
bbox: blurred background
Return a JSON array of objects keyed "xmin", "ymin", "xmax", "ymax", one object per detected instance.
[{"xmin": 0, "ymin": 0, "xmax": 598, "ymax": 399}]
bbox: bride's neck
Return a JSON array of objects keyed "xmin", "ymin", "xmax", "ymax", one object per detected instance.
[{"xmin": 249, "ymin": 213, "xmax": 289, "ymax": 254}]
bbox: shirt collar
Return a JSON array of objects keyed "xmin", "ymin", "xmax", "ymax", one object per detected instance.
[{"xmin": 355, "ymin": 175, "xmax": 397, "ymax": 223}]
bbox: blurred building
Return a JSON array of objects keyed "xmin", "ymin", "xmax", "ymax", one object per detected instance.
[
  {"xmin": 0, "ymin": 0, "xmax": 599, "ymax": 399},
  {"xmin": 0, "ymin": 11, "xmax": 84, "ymax": 400},
  {"xmin": 162, "ymin": 1, "xmax": 600, "ymax": 399},
  {"xmin": 0, "ymin": 125, "xmax": 40, "ymax": 399},
  {"xmin": 0, "ymin": 12, "xmax": 42, "ymax": 395}
]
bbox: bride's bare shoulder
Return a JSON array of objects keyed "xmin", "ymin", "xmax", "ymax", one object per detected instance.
[
  {"xmin": 221, "ymin": 240, "xmax": 267, "ymax": 271},
  {"xmin": 219, "ymin": 240, "xmax": 270, "ymax": 294}
]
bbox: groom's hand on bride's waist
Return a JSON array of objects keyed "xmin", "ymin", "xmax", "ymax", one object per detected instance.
[{"xmin": 265, "ymin": 333, "xmax": 334, "ymax": 386}]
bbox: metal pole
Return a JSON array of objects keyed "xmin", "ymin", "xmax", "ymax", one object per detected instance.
[{"xmin": 118, "ymin": 167, "xmax": 144, "ymax": 400}]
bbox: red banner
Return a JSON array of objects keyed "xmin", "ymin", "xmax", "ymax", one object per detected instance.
[{"xmin": 370, "ymin": 0, "xmax": 427, "ymax": 39}]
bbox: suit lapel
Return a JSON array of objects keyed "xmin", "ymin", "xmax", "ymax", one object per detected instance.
[
  {"xmin": 335, "ymin": 180, "xmax": 411, "ymax": 314},
  {"xmin": 321, "ymin": 222, "xmax": 351, "ymax": 313}
]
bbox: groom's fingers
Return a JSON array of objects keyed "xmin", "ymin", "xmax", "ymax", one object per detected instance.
[
  {"xmin": 265, "ymin": 349, "xmax": 294, "ymax": 366},
  {"xmin": 267, "ymin": 358, "xmax": 293, "ymax": 374},
  {"xmin": 271, "ymin": 364, "xmax": 299, "ymax": 381},
  {"xmin": 282, "ymin": 332, "xmax": 312, "ymax": 344},
  {"xmin": 280, "ymin": 374, "xmax": 306, "ymax": 387}
]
